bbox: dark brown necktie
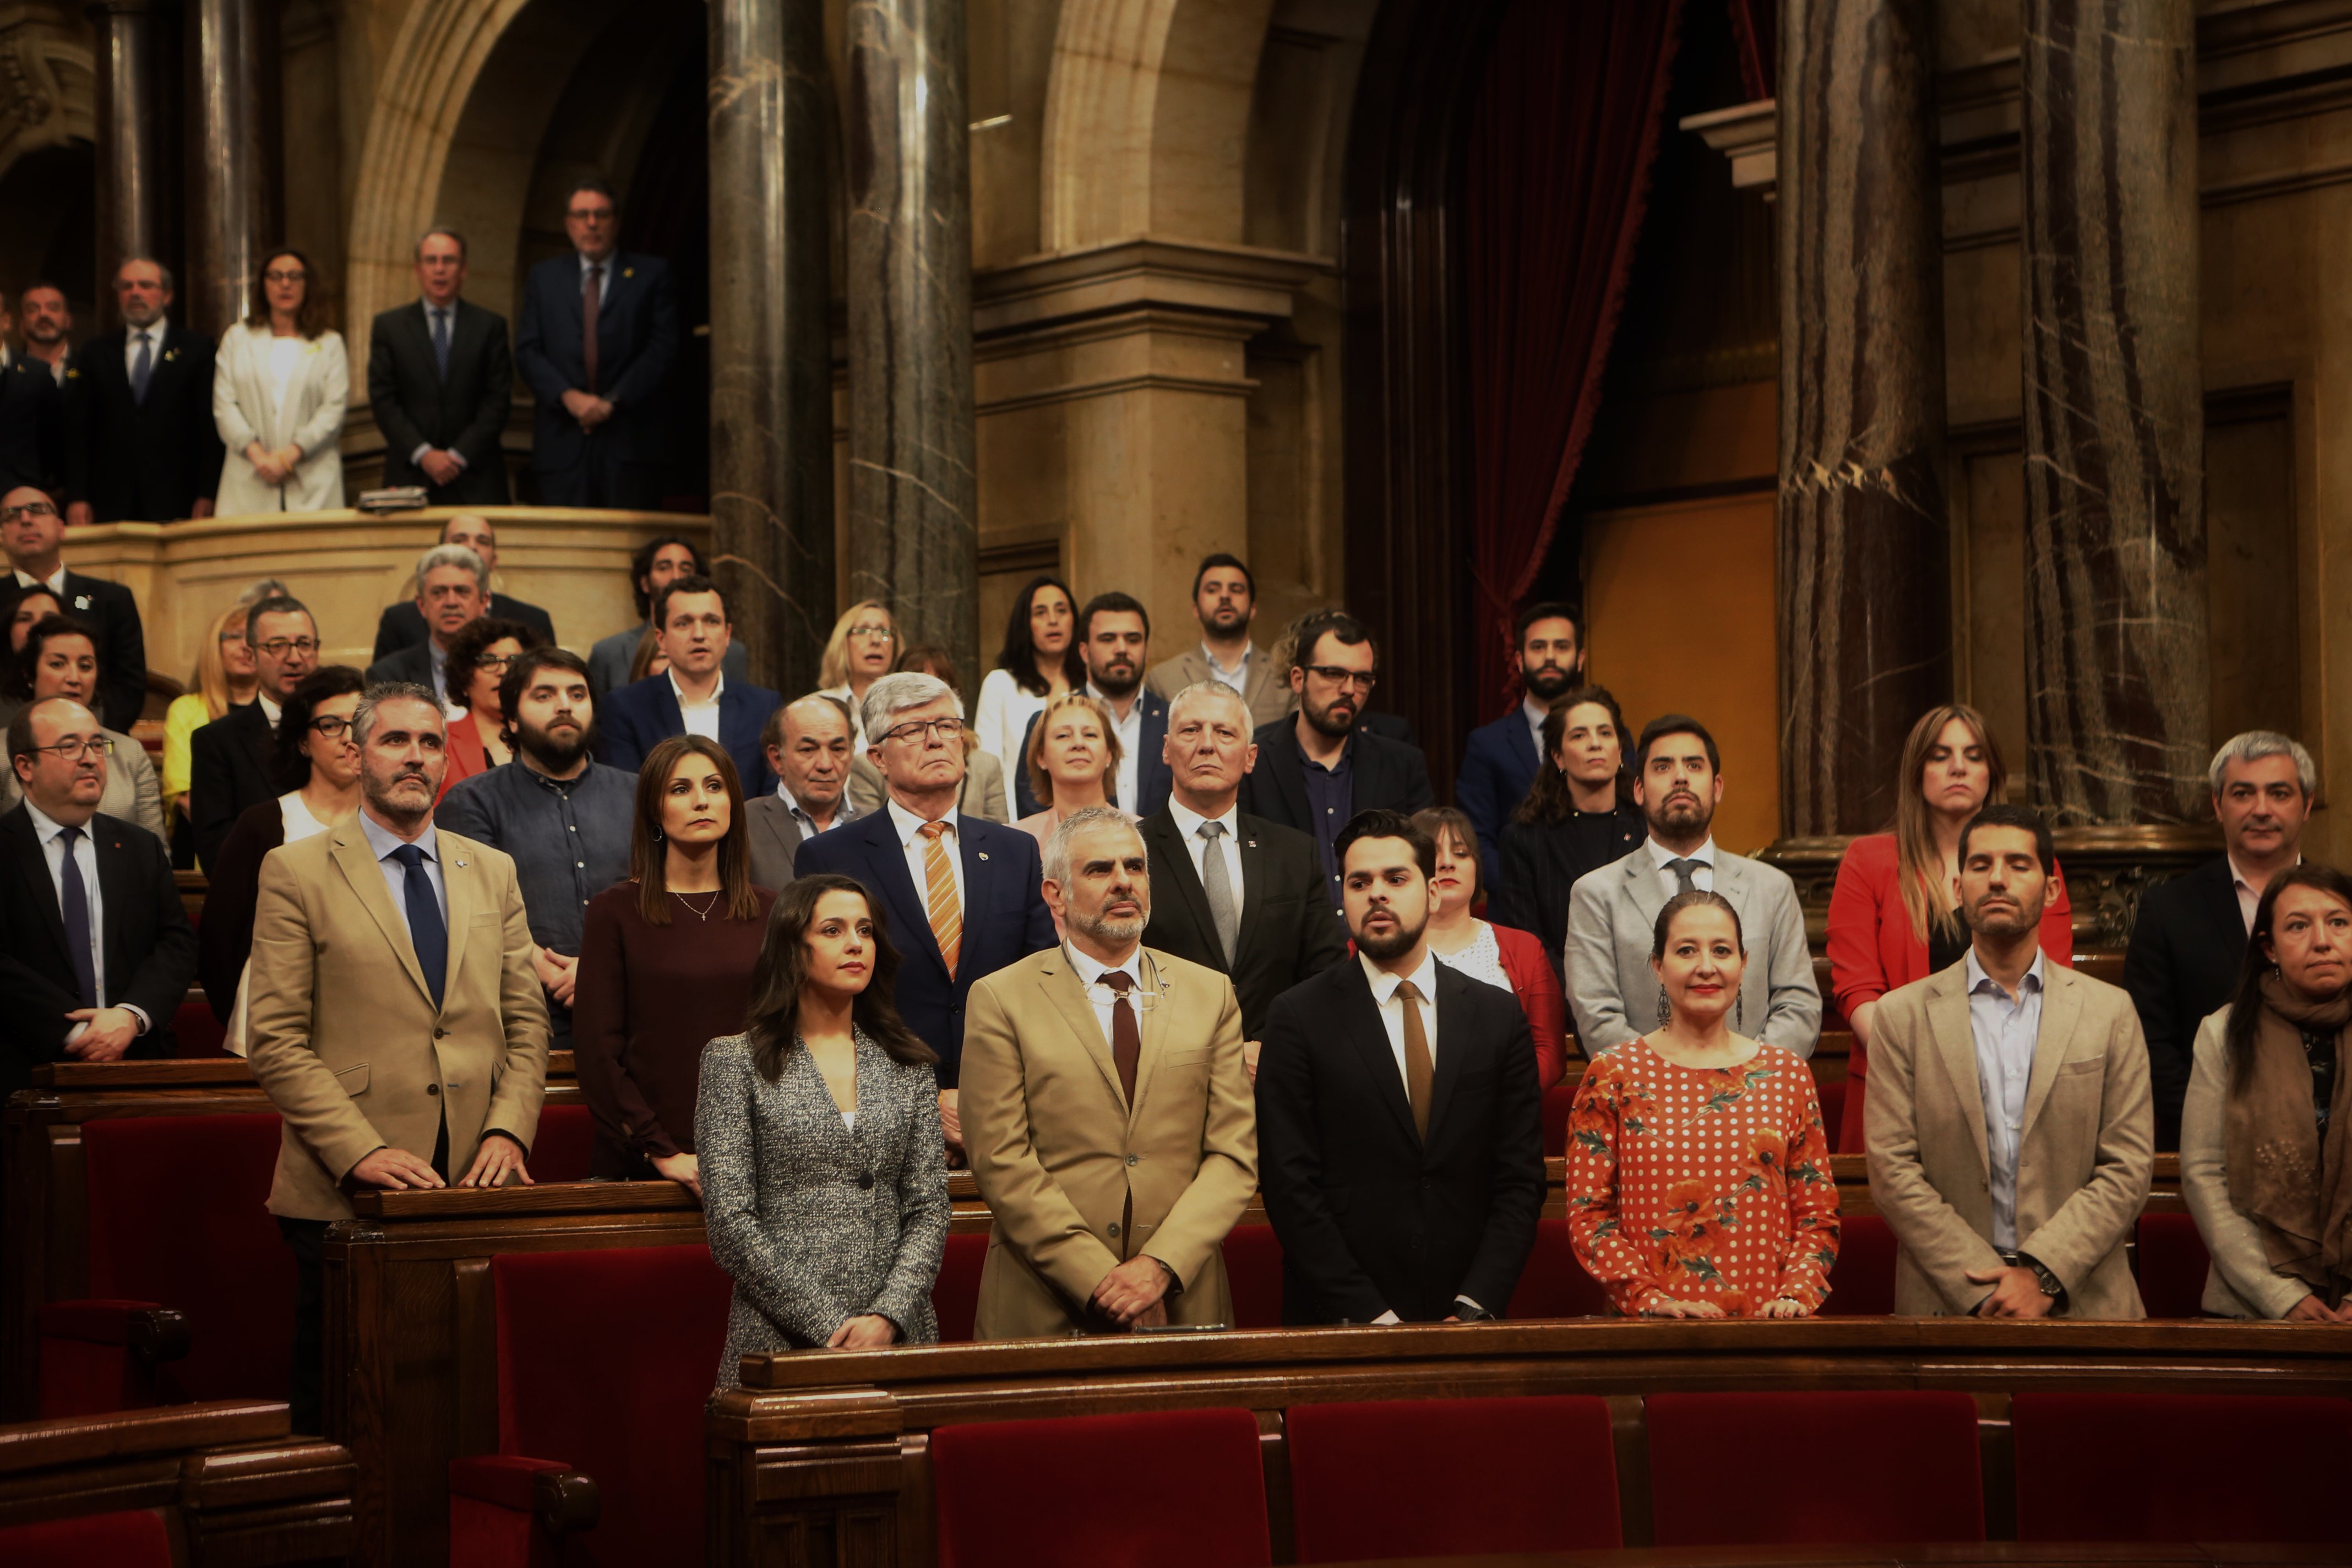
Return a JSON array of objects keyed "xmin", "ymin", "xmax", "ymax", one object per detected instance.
[
  {"xmin": 1101, "ymin": 970, "xmax": 1141, "ymax": 1107},
  {"xmin": 1397, "ymin": 979, "xmax": 1433, "ymax": 1141},
  {"xmin": 582, "ymin": 262, "xmax": 602, "ymax": 394}
]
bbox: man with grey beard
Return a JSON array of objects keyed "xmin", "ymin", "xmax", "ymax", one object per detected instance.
[{"xmin": 960, "ymin": 806, "xmax": 1257, "ymax": 1338}]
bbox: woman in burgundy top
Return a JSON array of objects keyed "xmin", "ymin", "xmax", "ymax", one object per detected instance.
[{"xmin": 573, "ymin": 736, "xmax": 778, "ymax": 1188}]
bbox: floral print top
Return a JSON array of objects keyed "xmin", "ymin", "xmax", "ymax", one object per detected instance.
[{"xmin": 1564, "ymin": 1039, "xmax": 1840, "ymax": 1316}]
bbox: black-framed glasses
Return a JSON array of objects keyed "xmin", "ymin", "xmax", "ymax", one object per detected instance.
[
  {"xmin": 256, "ymin": 638, "xmax": 322, "ymax": 657},
  {"xmin": 879, "ymin": 717, "xmax": 964, "ymax": 745},
  {"xmin": 26, "ymin": 736, "xmax": 113, "ymax": 761},
  {"xmin": 1305, "ymin": 665, "xmax": 1377, "ymax": 693},
  {"xmin": 473, "ymin": 652, "xmax": 518, "ymax": 671},
  {"xmin": 1, "ymin": 500, "xmax": 57, "ymax": 522},
  {"xmin": 308, "ymin": 716, "xmax": 353, "ymax": 739}
]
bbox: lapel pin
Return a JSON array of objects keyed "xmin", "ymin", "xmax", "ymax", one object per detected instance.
[
  {"xmin": 623, "ymin": 267, "xmax": 635, "ymax": 279},
  {"xmin": 165, "ymin": 347, "xmax": 180, "ymax": 361},
  {"xmin": 456, "ymin": 859, "xmax": 467, "ymax": 868},
  {"xmin": 977, "ymin": 851, "xmax": 990, "ymax": 862},
  {"xmin": 73, "ymin": 596, "xmax": 90, "ymax": 611}
]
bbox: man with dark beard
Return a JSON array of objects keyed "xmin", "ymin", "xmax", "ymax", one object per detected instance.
[
  {"xmin": 1012, "ymin": 591, "xmax": 1172, "ymax": 818},
  {"xmin": 1565, "ymin": 714, "xmax": 1819, "ymax": 1058},
  {"xmin": 1455, "ymin": 602, "xmax": 1586, "ymax": 893},
  {"xmin": 1256, "ymin": 808, "xmax": 1543, "ymax": 1324},
  {"xmin": 437, "ymin": 647, "xmax": 635, "ymax": 1045},
  {"xmin": 1144, "ymin": 553, "xmax": 1292, "ymax": 729},
  {"xmin": 1242, "ymin": 610, "xmax": 1435, "ymax": 910}
]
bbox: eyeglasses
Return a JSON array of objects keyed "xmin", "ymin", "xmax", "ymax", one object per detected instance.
[
  {"xmin": 256, "ymin": 638, "xmax": 322, "ymax": 657},
  {"xmin": 879, "ymin": 717, "xmax": 964, "ymax": 745},
  {"xmin": 217, "ymin": 630, "xmax": 247, "ymax": 646},
  {"xmin": 26, "ymin": 736, "xmax": 113, "ymax": 761},
  {"xmin": 473, "ymin": 652, "xmax": 518, "ymax": 671},
  {"xmin": 848, "ymin": 624, "xmax": 895, "ymax": 643},
  {"xmin": 0, "ymin": 500, "xmax": 57, "ymax": 522},
  {"xmin": 308, "ymin": 716, "xmax": 352, "ymax": 739},
  {"xmin": 1305, "ymin": 665, "xmax": 1378, "ymax": 693},
  {"xmin": 262, "ymin": 269, "xmax": 307, "ymax": 285}
]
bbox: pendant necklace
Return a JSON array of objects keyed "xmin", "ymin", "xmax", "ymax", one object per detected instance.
[{"xmin": 676, "ymin": 889, "xmax": 721, "ymax": 923}]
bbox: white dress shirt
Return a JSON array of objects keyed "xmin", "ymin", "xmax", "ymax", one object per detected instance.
[
  {"xmin": 1358, "ymin": 947, "xmax": 1484, "ymax": 1319},
  {"xmin": 24, "ymin": 801, "xmax": 148, "ymax": 1032},
  {"xmin": 1202, "ymin": 641, "xmax": 1255, "ymax": 695},
  {"xmin": 1090, "ymin": 683, "xmax": 1145, "ymax": 812},
  {"xmin": 1966, "ymin": 947, "xmax": 2047, "ymax": 1251},
  {"xmin": 886, "ymin": 797, "xmax": 964, "ymax": 913},
  {"xmin": 1646, "ymin": 834, "xmax": 1717, "ymax": 894},
  {"xmin": 257, "ymin": 692, "xmax": 282, "ymax": 728},
  {"xmin": 672, "ymin": 671, "xmax": 724, "ymax": 742},
  {"xmin": 13, "ymin": 564, "xmax": 65, "ymax": 595},
  {"xmin": 1167, "ymin": 795, "xmax": 1245, "ymax": 911},
  {"xmin": 360, "ymin": 810, "xmax": 447, "ymax": 929},
  {"xmin": 123, "ymin": 315, "xmax": 166, "ymax": 383},
  {"xmin": 1064, "ymin": 940, "xmax": 1147, "ymax": 1050}
]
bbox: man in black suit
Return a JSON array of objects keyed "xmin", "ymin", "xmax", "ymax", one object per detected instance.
[
  {"xmin": 4, "ymin": 486, "xmax": 148, "ymax": 731},
  {"xmin": 19, "ymin": 282, "xmax": 73, "ymax": 389},
  {"xmin": 62, "ymin": 259, "xmax": 222, "ymax": 524},
  {"xmin": 2124, "ymin": 730, "xmax": 2317, "ymax": 1150},
  {"xmin": 1255, "ymin": 808, "xmax": 1543, "ymax": 1324},
  {"xmin": 189, "ymin": 595, "xmax": 320, "ymax": 870},
  {"xmin": 1140, "ymin": 680, "xmax": 1345, "ymax": 1062},
  {"xmin": 366, "ymin": 229, "xmax": 514, "ymax": 506},
  {"xmin": 1, "ymin": 697, "xmax": 197, "ymax": 1106},
  {"xmin": 0, "ymin": 296, "xmax": 61, "ymax": 492},
  {"xmin": 366, "ymin": 543, "xmax": 495, "ymax": 700},
  {"xmin": 1242, "ymin": 609, "xmax": 1434, "ymax": 910},
  {"xmin": 1013, "ymin": 591, "xmax": 1172, "ymax": 819},
  {"xmin": 514, "ymin": 180, "xmax": 682, "ymax": 509},
  {"xmin": 371, "ymin": 515, "xmax": 552, "ymax": 660}
]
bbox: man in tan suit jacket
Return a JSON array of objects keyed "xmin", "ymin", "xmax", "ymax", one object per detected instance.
[
  {"xmin": 1142, "ymin": 553, "xmax": 1291, "ymax": 731},
  {"xmin": 962, "ymin": 806, "xmax": 1257, "ymax": 1337},
  {"xmin": 1866, "ymin": 806, "xmax": 2153, "ymax": 1319},
  {"xmin": 247, "ymin": 681, "xmax": 549, "ymax": 1430}
]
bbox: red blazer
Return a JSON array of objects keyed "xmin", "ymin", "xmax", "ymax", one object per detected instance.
[
  {"xmin": 437, "ymin": 712, "xmax": 495, "ymax": 805},
  {"xmin": 1492, "ymin": 921, "xmax": 1571, "ymax": 1088},
  {"xmin": 1826, "ymin": 832, "xmax": 2075, "ymax": 1148}
]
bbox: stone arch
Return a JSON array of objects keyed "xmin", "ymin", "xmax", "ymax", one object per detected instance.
[{"xmin": 0, "ymin": 4, "xmax": 94, "ymax": 306}]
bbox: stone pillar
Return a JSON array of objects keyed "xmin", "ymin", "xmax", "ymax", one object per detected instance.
[
  {"xmin": 2021, "ymin": 0, "xmax": 2207, "ymax": 823},
  {"xmin": 85, "ymin": 0, "xmax": 162, "ymax": 324},
  {"xmin": 845, "ymin": 0, "xmax": 978, "ymax": 676},
  {"xmin": 189, "ymin": 0, "xmax": 282, "ymax": 339},
  {"xmin": 709, "ymin": 0, "xmax": 835, "ymax": 693},
  {"xmin": 1774, "ymin": 0, "xmax": 1950, "ymax": 838}
]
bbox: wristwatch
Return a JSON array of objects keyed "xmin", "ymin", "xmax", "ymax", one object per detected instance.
[{"xmin": 2004, "ymin": 1249, "xmax": 2066, "ymax": 1306}]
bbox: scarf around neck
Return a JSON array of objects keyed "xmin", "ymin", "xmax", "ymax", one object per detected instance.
[{"xmin": 2225, "ymin": 973, "xmax": 2352, "ymax": 1305}]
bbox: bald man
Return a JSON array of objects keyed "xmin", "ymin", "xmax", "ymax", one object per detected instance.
[{"xmin": 745, "ymin": 693, "xmax": 858, "ymax": 890}]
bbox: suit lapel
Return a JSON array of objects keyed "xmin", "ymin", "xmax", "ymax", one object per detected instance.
[
  {"xmin": 859, "ymin": 814, "xmax": 946, "ymax": 981},
  {"xmin": 1508, "ymin": 715, "xmax": 1540, "ymax": 782},
  {"xmin": 1928, "ymin": 969, "xmax": 1992, "ymax": 1174},
  {"xmin": 331, "ymin": 830, "xmax": 435, "ymax": 1006},
  {"xmin": 1146, "ymin": 814, "xmax": 1219, "ymax": 960},
  {"xmin": 1126, "ymin": 949, "xmax": 1177, "ymax": 1124},
  {"xmin": 2201, "ymin": 861, "xmax": 2250, "ymax": 957},
  {"xmin": 2018, "ymin": 966, "xmax": 2084, "ymax": 1145},
  {"xmin": 92, "ymin": 824, "xmax": 135, "ymax": 989},
  {"xmin": 439, "ymin": 836, "xmax": 476, "ymax": 1003},
  {"xmin": 1424, "ymin": 966, "xmax": 1471, "ymax": 1142},
  {"xmin": 1231, "ymin": 826, "xmax": 1268, "ymax": 962},
  {"xmin": 1036, "ymin": 948, "xmax": 1127, "ymax": 1109},
  {"xmin": 4, "ymin": 814, "xmax": 73, "ymax": 972},
  {"xmin": 1266, "ymin": 741, "xmax": 1310, "ymax": 827},
  {"xmin": 1340, "ymin": 962, "xmax": 1420, "ymax": 1147}
]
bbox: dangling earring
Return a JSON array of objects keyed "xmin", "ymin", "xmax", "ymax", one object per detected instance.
[
  {"xmin": 1736, "ymin": 993, "xmax": 1745, "ymax": 1032},
  {"xmin": 1656, "ymin": 989, "xmax": 1672, "ymax": 1026},
  {"xmin": 652, "ymin": 826, "xmax": 665, "ymax": 843}
]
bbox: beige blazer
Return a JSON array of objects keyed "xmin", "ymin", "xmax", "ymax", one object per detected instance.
[
  {"xmin": 1144, "ymin": 647, "xmax": 1292, "ymax": 731},
  {"xmin": 1865, "ymin": 960, "xmax": 2154, "ymax": 1318},
  {"xmin": 212, "ymin": 323, "xmax": 350, "ymax": 514},
  {"xmin": 845, "ymin": 749, "xmax": 1009, "ymax": 824},
  {"xmin": 246, "ymin": 822, "xmax": 550, "ymax": 1220},
  {"xmin": 2179, "ymin": 1007, "xmax": 2316, "ymax": 1318},
  {"xmin": 961, "ymin": 944, "xmax": 1257, "ymax": 1338}
]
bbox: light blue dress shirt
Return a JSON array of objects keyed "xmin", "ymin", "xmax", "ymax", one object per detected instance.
[
  {"xmin": 360, "ymin": 810, "xmax": 447, "ymax": 935},
  {"xmin": 1966, "ymin": 946, "xmax": 2047, "ymax": 1251}
]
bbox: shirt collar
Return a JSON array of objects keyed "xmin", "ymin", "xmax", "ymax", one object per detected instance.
[
  {"xmin": 1522, "ymin": 693, "xmax": 1551, "ymax": 732},
  {"xmin": 1167, "ymin": 794, "xmax": 1238, "ymax": 841},
  {"xmin": 1086, "ymin": 683, "xmax": 1141, "ymax": 724},
  {"xmin": 422, "ymin": 298, "xmax": 455, "ymax": 317},
  {"xmin": 128, "ymin": 315, "xmax": 166, "ymax": 341},
  {"xmin": 1964, "ymin": 945, "xmax": 2046, "ymax": 1000},
  {"xmin": 1065, "ymin": 940, "xmax": 1144, "ymax": 992},
  {"xmin": 885, "ymin": 796, "xmax": 957, "ymax": 848},
  {"xmin": 1202, "ymin": 641, "xmax": 1253, "ymax": 678},
  {"xmin": 2228, "ymin": 852, "xmax": 2300, "ymax": 894},
  {"xmin": 23, "ymin": 799, "xmax": 81, "ymax": 847},
  {"xmin": 359, "ymin": 809, "xmax": 437, "ymax": 865},
  {"xmin": 257, "ymin": 692, "xmax": 282, "ymax": 726},
  {"xmin": 580, "ymin": 251, "xmax": 614, "ymax": 277},
  {"xmin": 1297, "ymin": 726, "xmax": 1355, "ymax": 771},
  {"xmin": 776, "ymin": 779, "xmax": 852, "ymax": 825},
  {"xmin": 669, "ymin": 669, "xmax": 725, "ymax": 708},
  {"xmin": 14, "ymin": 564, "xmax": 66, "ymax": 594},
  {"xmin": 1646, "ymin": 835, "xmax": 1716, "ymax": 874},
  {"xmin": 1359, "ymin": 946, "xmax": 1440, "ymax": 1006}
]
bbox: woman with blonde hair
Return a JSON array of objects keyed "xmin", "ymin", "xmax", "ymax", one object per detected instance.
[
  {"xmin": 212, "ymin": 247, "xmax": 348, "ymax": 514},
  {"xmin": 161, "ymin": 605, "xmax": 262, "ymax": 832},
  {"xmin": 1014, "ymin": 690, "xmax": 1124, "ymax": 848},
  {"xmin": 818, "ymin": 600, "xmax": 898, "ymax": 752},
  {"xmin": 1825, "ymin": 703, "xmax": 2075, "ymax": 1150}
]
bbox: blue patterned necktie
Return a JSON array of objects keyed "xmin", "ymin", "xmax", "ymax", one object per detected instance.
[
  {"xmin": 389, "ymin": 843, "xmax": 448, "ymax": 1009},
  {"xmin": 129, "ymin": 331, "xmax": 153, "ymax": 405},
  {"xmin": 58, "ymin": 825, "xmax": 97, "ymax": 1009}
]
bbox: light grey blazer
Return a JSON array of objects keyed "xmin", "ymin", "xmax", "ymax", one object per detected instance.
[
  {"xmin": 1564, "ymin": 842, "xmax": 1821, "ymax": 1056},
  {"xmin": 2180, "ymin": 1006, "xmax": 2317, "ymax": 1319},
  {"xmin": 696, "ymin": 1028, "xmax": 951, "ymax": 1387},
  {"xmin": 744, "ymin": 793, "xmax": 807, "ymax": 893},
  {"xmin": 211, "ymin": 323, "xmax": 349, "ymax": 514}
]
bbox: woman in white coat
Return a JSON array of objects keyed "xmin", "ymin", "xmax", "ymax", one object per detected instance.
[{"xmin": 213, "ymin": 247, "xmax": 349, "ymax": 514}]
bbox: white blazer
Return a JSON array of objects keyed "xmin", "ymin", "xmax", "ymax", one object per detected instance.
[{"xmin": 213, "ymin": 323, "xmax": 350, "ymax": 514}]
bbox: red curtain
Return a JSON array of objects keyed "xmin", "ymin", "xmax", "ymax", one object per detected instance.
[
  {"xmin": 1463, "ymin": 0, "xmax": 1687, "ymax": 714},
  {"xmin": 1728, "ymin": 0, "xmax": 1776, "ymax": 102}
]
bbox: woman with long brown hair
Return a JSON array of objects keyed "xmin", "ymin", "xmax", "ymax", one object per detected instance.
[
  {"xmin": 2181, "ymin": 863, "xmax": 2352, "ymax": 1320},
  {"xmin": 1491, "ymin": 685, "xmax": 1643, "ymax": 987},
  {"xmin": 212, "ymin": 246, "xmax": 348, "ymax": 514},
  {"xmin": 1825, "ymin": 703, "xmax": 2075, "ymax": 1149},
  {"xmin": 573, "ymin": 736, "xmax": 776, "ymax": 1187},
  {"xmin": 973, "ymin": 575, "xmax": 1082, "ymax": 778},
  {"xmin": 698, "ymin": 874, "xmax": 949, "ymax": 1380}
]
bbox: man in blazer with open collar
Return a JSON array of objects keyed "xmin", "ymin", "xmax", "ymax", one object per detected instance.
[
  {"xmin": 62, "ymin": 259, "xmax": 222, "ymax": 524},
  {"xmin": 597, "ymin": 671, "xmax": 780, "ymax": 794},
  {"xmin": 1867, "ymin": 806, "xmax": 2153, "ymax": 1319},
  {"xmin": 1455, "ymin": 602, "xmax": 1585, "ymax": 893},
  {"xmin": 0, "ymin": 698, "xmax": 196, "ymax": 1106},
  {"xmin": 1255, "ymin": 808, "xmax": 1543, "ymax": 1324},
  {"xmin": 1139, "ymin": 681, "xmax": 1345, "ymax": 1044},
  {"xmin": 960, "ymin": 807, "xmax": 1257, "ymax": 1337},
  {"xmin": 1565, "ymin": 714, "xmax": 1819, "ymax": 1057},
  {"xmin": 514, "ymin": 181, "xmax": 682, "ymax": 509},
  {"xmin": 366, "ymin": 230, "xmax": 514, "ymax": 506},
  {"xmin": 1141, "ymin": 554, "xmax": 1293, "ymax": 731}
]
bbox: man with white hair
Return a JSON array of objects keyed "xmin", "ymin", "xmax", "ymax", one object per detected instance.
[
  {"xmin": 372, "ymin": 515, "xmax": 553, "ymax": 661},
  {"xmin": 365, "ymin": 542, "xmax": 492, "ymax": 702},
  {"xmin": 961, "ymin": 805, "xmax": 1256, "ymax": 1337},
  {"xmin": 793, "ymin": 670, "xmax": 1054, "ymax": 1149},
  {"xmin": 2124, "ymin": 730, "xmax": 2321, "ymax": 1150}
]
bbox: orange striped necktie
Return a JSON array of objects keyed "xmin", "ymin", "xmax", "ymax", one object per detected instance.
[{"xmin": 918, "ymin": 819, "xmax": 961, "ymax": 978}]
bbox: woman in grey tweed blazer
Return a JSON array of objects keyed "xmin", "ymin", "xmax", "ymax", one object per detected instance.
[{"xmin": 698, "ymin": 873, "xmax": 952, "ymax": 1387}]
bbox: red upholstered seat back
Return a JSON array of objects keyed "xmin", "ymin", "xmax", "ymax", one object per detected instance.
[
  {"xmin": 492, "ymin": 1245, "xmax": 734, "ymax": 1564},
  {"xmin": 524, "ymin": 1104, "xmax": 594, "ymax": 1183},
  {"xmin": 2133, "ymin": 1211, "xmax": 2211, "ymax": 1318},
  {"xmin": 930, "ymin": 1408, "xmax": 1270, "ymax": 1568},
  {"xmin": 1542, "ymin": 1082, "xmax": 1576, "ymax": 1156},
  {"xmin": 1647, "ymin": 1391, "xmax": 1983, "ymax": 1545},
  {"xmin": 171, "ymin": 998, "xmax": 227, "ymax": 1058},
  {"xmin": 933, "ymin": 1232, "xmax": 987, "ymax": 1342},
  {"xmin": 1222, "ymin": 1224, "xmax": 1285, "ymax": 1329},
  {"xmin": 0, "ymin": 1508, "xmax": 171, "ymax": 1565},
  {"xmin": 1814, "ymin": 1075, "xmax": 1846, "ymax": 1152},
  {"xmin": 81, "ymin": 1113, "xmax": 293, "ymax": 1402},
  {"xmin": 2012, "ymin": 1392, "xmax": 2352, "ymax": 1542},
  {"xmin": 1817, "ymin": 1212, "xmax": 1896, "ymax": 1316},
  {"xmin": 1507, "ymin": 1218, "xmax": 1609, "ymax": 1318},
  {"xmin": 1286, "ymin": 1395, "xmax": 1620, "ymax": 1561}
]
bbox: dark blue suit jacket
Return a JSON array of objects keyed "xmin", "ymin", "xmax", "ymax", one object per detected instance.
[
  {"xmin": 593, "ymin": 673, "xmax": 782, "ymax": 794},
  {"xmin": 792, "ymin": 808, "xmax": 1056, "ymax": 1087},
  {"xmin": 1456, "ymin": 708, "xmax": 1542, "ymax": 891},
  {"xmin": 1010, "ymin": 688, "xmax": 1173, "ymax": 819},
  {"xmin": 514, "ymin": 250, "xmax": 682, "ymax": 471}
]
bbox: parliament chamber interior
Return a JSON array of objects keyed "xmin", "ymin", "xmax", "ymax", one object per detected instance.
[{"xmin": 3, "ymin": 0, "xmax": 2351, "ymax": 1565}]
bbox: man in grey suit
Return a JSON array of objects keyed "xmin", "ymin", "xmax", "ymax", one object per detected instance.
[
  {"xmin": 745, "ymin": 694, "xmax": 858, "ymax": 890},
  {"xmin": 1565, "ymin": 714, "xmax": 1819, "ymax": 1057}
]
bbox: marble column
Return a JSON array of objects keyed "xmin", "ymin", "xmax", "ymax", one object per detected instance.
[
  {"xmin": 709, "ymin": 0, "xmax": 835, "ymax": 694},
  {"xmin": 85, "ymin": 0, "xmax": 162, "ymax": 324},
  {"xmin": 2020, "ymin": 0, "xmax": 2207, "ymax": 823},
  {"xmin": 845, "ymin": 0, "xmax": 978, "ymax": 676},
  {"xmin": 1774, "ymin": 0, "xmax": 1950, "ymax": 837},
  {"xmin": 189, "ymin": 0, "xmax": 281, "ymax": 339}
]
